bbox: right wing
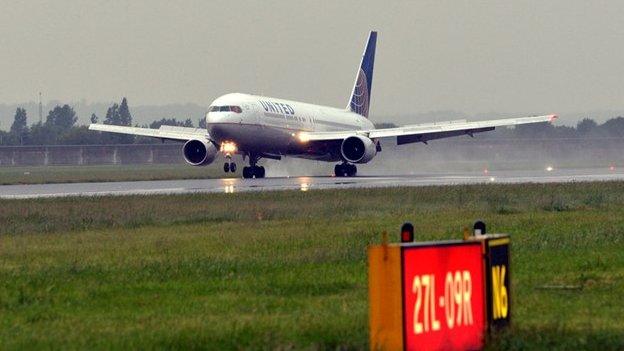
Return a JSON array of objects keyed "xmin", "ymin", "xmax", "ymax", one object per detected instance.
[
  {"xmin": 298, "ymin": 114, "xmax": 557, "ymax": 144},
  {"xmin": 89, "ymin": 124, "xmax": 209, "ymax": 141}
]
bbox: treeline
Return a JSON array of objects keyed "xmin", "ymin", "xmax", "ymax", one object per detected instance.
[
  {"xmin": 0, "ymin": 98, "xmax": 206, "ymax": 146},
  {"xmin": 2, "ymin": 99, "xmax": 624, "ymax": 146},
  {"xmin": 488, "ymin": 117, "xmax": 624, "ymax": 139},
  {"xmin": 378, "ymin": 117, "xmax": 624, "ymax": 140}
]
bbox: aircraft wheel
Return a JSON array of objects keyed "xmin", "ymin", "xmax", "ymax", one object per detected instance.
[
  {"xmin": 334, "ymin": 164, "xmax": 348, "ymax": 177},
  {"xmin": 223, "ymin": 162, "xmax": 230, "ymax": 173},
  {"xmin": 230, "ymin": 162, "xmax": 237, "ymax": 173},
  {"xmin": 242, "ymin": 166, "xmax": 252, "ymax": 179},
  {"xmin": 347, "ymin": 164, "xmax": 357, "ymax": 177},
  {"xmin": 257, "ymin": 166, "xmax": 266, "ymax": 178},
  {"xmin": 334, "ymin": 164, "xmax": 342, "ymax": 177}
]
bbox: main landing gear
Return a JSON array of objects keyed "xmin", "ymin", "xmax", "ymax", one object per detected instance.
[
  {"xmin": 242, "ymin": 153, "xmax": 266, "ymax": 179},
  {"xmin": 334, "ymin": 163, "xmax": 357, "ymax": 177}
]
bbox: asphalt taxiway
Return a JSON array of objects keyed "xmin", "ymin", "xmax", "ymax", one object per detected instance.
[{"xmin": 1, "ymin": 167, "xmax": 623, "ymax": 199}]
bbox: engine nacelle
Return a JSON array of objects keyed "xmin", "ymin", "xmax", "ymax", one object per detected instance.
[
  {"xmin": 340, "ymin": 135, "xmax": 377, "ymax": 163},
  {"xmin": 183, "ymin": 139, "xmax": 218, "ymax": 166}
]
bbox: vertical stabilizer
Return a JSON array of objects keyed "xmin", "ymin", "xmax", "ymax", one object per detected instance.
[{"xmin": 347, "ymin": 31, "xmax": 377, "ymax": 118}]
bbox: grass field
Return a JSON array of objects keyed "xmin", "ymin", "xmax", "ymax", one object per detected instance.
[{"xmin": 1, "ymin": 183, "xmax": 623, "ymax": 349}]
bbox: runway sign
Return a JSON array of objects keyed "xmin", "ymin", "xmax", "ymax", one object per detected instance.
[
  {"xmin": 483, "ymin": 236, "xmax": 511, "ymax": 330},
  {"xmin": 369, "ymin": 235, "xmax": 511, "ymax": 350}
]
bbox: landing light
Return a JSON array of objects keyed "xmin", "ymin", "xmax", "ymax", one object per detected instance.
[
  {"xmin": 546, "ymin": 166, "xmax": 554, "ymax": 172},
  {"xmin": 220, "ymin": 141, "xmax": 237, "ymax": 154},
  {"xmin": 298, "ymin": 133, "xmax": 310, "ymax": 143}
]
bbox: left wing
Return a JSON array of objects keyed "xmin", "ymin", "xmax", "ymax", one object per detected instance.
[
  {"xmin": 299, "ymin": 114, "xmax": 557, "ymax": 144},
  {"xmin": 89, "ymin": 124, "xmax": 209, "ymax": 141}
]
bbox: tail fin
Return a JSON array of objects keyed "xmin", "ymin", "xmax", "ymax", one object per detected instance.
[{"xmin": 347, "ymin": 31, "xmax": 377, "ymax": 118}]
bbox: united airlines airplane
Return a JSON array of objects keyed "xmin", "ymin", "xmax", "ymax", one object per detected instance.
[{"xmin": 90, "ymin": 31, "xmax": 556, "ymax": 178}]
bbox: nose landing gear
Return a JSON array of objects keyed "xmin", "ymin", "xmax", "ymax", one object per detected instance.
[
  {"xmin": 223, "ymin": 154, "xmax": 236, "ymax": 173},
  {"xmin": 334, "ymin": 163, "xmax": 357, "ymax": 177},
  {"xmin": 223, "ymin": 161, "xmax": 236, "ymax": 173}
]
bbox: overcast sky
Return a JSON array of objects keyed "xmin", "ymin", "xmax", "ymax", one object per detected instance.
[{"xmin": 1, "ymin": 1, "xmax": 624, "ymax": 122}]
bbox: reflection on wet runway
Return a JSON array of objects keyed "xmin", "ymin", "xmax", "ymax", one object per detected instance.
[{"xmin": 1, "ymin": 168, "xmax": 624, "ymax": 199}]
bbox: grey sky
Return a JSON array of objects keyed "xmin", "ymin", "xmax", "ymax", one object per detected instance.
[{"xmin": 1, "ymin": 1, "xmax": 624, "ymax": 123}]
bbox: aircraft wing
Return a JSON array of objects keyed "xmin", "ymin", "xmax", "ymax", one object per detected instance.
[
  {"xmin": 299, "ymin": 114, "xmax": 557, "ymax": 144},
  {"xmin": 89, "ymin": 124, "xmax": 209, "ymax": 141}
]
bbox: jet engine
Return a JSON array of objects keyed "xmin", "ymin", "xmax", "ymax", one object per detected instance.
[
  {"xmin": 183, "ymin": 139, "xmax": 218, "ymax": 166},
  {"xmin": 340, "ymin": 135, "xmax": 377, "ymax": 163}
]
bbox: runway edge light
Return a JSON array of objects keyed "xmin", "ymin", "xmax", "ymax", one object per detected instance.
[
  {"xmin": 400, "ymin": 222, "xmax": 414, "ymax": 243},
  {"xmin": 473, "ymin": 220, "xmax": 486, "ymax": 236}
]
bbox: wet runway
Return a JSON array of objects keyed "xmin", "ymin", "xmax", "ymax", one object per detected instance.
[{"xmin": 1, "ymin": 167, "xmax": 623, "ymax": 199}]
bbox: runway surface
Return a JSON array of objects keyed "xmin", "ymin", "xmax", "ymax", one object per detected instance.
[{"xmin": 1, "ymin": 167, "xmax": 623, "ymax": 199}]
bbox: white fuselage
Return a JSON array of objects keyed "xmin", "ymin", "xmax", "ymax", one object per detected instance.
[{"xmin": 205, "ymin": 93, "xmax": 375, "ymax": 161}]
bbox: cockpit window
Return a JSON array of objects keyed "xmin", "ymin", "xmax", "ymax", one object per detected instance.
[{"xmin": 208, "ymin": 105, "xmax": 242, "ymax": 113}]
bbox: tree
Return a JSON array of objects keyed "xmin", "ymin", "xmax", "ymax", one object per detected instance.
[
  {"xmin": 198, "ymin": 118, "xmax": 207, "ymax": 129},
  {"xmin": 60, "ymin": 125, "xmax": 101, "ymax": 145},
  {"xmin": 46, "ymin": 105, "xmax": 77, "ymax": 132},
  {"xmin": 90, "ymin": 113, "xmax": 99, "ymax": 124},
  {"xmin": 10, "ymin": 108, "xmax": 29, "ymax": 145},
  {"xmin": 0, "ymin": 130, "xmax": 9, "ymax": 145},
  {"xmin": 577, "ymin": 118, "xmax": 597, "ymax": 137},
  {"xmin": 102, "ymin": 98, "xmax": 134, "ymax": 144},
  {"xmin": 552, "ymin": 125, "xmax": 577, "ymax": 138},
  {"xmin": 104, "ymin": 103, "xmax": 120, "ymax": 125},
  {"xmin": 599, "ymin": 116, "xmax": 624, "ymax": 137},
  {"xmin": 26, "ymin": 105, "xmax": 79, "ymax": 145},
  {"xmin": 513, "ymin": 122, "xmax": 555, "ymax": 139},
  {"xmin": 29, "ymin": 122, "xmax": 56, "ymax": 145},
  {"xmin": 118, "ymin": 98, "xmax": 132, "ymax": 126}
]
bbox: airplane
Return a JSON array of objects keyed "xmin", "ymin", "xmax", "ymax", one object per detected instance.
[{"xmin": 89, "ymin": 31, "xmax": 557, "ymax": 179}]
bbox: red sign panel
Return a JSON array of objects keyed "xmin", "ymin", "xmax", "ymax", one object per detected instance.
[{"xmin": 402, "ymin": 243, "xmax": 485, "ymax": 350}]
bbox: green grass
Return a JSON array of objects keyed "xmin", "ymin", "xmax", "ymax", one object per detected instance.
[
  {"xmin": 0, "ymin": 164, "xmax": 226, "ymax": 185},
  {"xmin": 1, "ymin": 183, "xmax": 624, "ymax": 349}
]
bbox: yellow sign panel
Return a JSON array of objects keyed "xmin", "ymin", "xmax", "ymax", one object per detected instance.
[{"xmin": 368, "ymin": 245, "xmax": 403, "ymax": 351}]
